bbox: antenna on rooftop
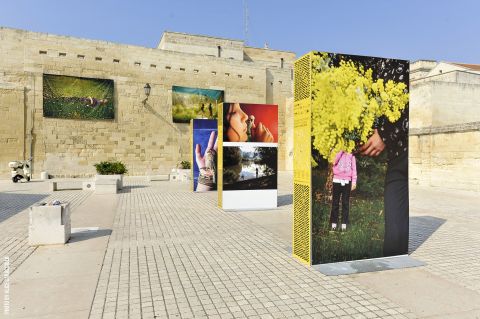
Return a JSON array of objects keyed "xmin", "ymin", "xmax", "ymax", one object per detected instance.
[{"xmin": 243, "ymin": 0, "xmax": 249, "ymax": 45}]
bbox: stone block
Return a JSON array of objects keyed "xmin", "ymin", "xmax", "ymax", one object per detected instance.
[
  {"xmin": 95, "ymin": 179, "xmax": 118, "ymax": 194},
  {"xmin": 147, "ymin": 174, "xmax": 169, "ymax": 182},
  {"xmin": 29, "ymin": 203, "xmax": 71, "ymax": 245},
  {"xmin": 49, "ymin": 181, "xmax": 58, "ymax": 191},
  {"xmin": 82, "ymin": 181, "xmax": 95, "ymax": 190},
  {"xmin": 95, "ymin": 174, "xmax": 123, "ymax": 190}
]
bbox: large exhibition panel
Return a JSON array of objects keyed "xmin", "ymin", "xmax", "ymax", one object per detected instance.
[
  {"xmin": 191, "ymin": 119, "xmax": 218, "ymax": 192},
  {"xmin": 293, "ymin": 52, "xmax": 410, "ymax": 265},
  {"xmin": 218, "ymin": 103, "xmax": 278, "ymax": 210}
]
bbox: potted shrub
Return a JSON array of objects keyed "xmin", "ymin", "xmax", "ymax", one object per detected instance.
[{"xmin": 94, "ymin": 161, "xmax": 128, "ymax": 190}]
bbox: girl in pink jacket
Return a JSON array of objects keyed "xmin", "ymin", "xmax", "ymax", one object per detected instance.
[{"xmin": 330, "ymin": 151, "xmax": 357, "ymax": 231}]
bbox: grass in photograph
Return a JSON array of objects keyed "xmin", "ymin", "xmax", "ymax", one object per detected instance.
[
  {"xmin": 43, "ymin": 74, "xmax": 114, "ymax": 120},
  {"xmin": 311, "ymin": 154, "xmax": 387, "ymax": 264}
]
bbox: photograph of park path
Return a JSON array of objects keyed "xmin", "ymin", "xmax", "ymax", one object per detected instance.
[
  {"xmin": 172, "ymin": 86, "xmax": 223, "ymax": 123},
  {"xmin": 223, "ymin": 145, "xmax": 277, "ymax": 190}
]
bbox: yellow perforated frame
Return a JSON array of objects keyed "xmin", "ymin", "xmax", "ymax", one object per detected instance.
[
  {"xmin": 190, "ymin": 119, "xmax": 194, "ymax": 191},
  {"xmin": 293, "ymin": 52, "xmax": 313, "ymax": 265},
  {"xmin": 217, "ymin": 103, "xmax": 224, "ymax": 208}
]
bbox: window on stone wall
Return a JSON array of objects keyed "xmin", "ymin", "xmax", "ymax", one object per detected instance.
[
  {"xmin": 249, "ymin": 76, "xmax": 254, "ymax": 80},
  {"xmin": 225, "ymin": 73, "xmax": 230, "ymax": 76},
  {"xmin": 180, "ymin": 67, "xmax": 185, "ymax": 71},
  {"xmin": 150, "ymin": 64, "xmax": 157, "ymax": 68},
  {"xmin": 134, "ymin": 62, "xmax": 141, "ymax": 66},
  {"xmin": 77, "ymin": 54, "xmax": 85, "ymax": 59},
  {"xmin": 59, "ymin": 52, "xmax": 66, "ymax": 57},
  {"xmin": 39, "ymin": 50, "xmax": 47, "ymax": 55},
  {"xmin": 193, "ymin": 69, "xmax": 199, "ymax": 73},
  {"xmin": 217, "ymin": 46, "xmax": 221, "ymax": 58},
  {"xmin": 212, "ymin": 71, "xmax": 217, "ymax": 75},
  {"xmin": 95, "ymin": 57, "xmax": 102, "ymax": 61},
  {"xmin": 281, "ymin": 58, "xmax": 284, "ymax": 69},
  {"xmin": 113, "ymin": 59, "xmax": 120, "ymax": 63},
  {"xmin": 165, "ymin": 66, "xmax": 171, "ymax": 70},
  {"xmin": 238, "ymin": 74, "xmax": 242, "ymax": 78}
]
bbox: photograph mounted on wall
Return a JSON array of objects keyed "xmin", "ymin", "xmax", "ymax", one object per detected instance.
[
  {"xmin": 223, "ymin": 145, "xmax": 277, "ymax": 191},
  {"xmin": 43, "ymin": 74, "xmax": 114, "ymax": 120},
  {"xmin": 172, "ymin": 86, "xmax": 224, "ymax": 123}
]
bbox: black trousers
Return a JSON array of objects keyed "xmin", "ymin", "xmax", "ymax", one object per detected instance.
[
  {"xmin": 330, "ymin": 182, "xmax": 351, "ymax": 225},
  {"xmin": 384, "ymin": 152, "xmax": 409, "ymax": 256}
]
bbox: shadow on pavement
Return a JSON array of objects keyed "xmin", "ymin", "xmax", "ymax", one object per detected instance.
[
  {"xmin": 0, "ymin": 193, "xmax": 50, "ymax": 223},
  {"xmin": 68, "ymin": 228, "xmax": 112, "ymax": 243},
  {"xmin": 119, "ymin": 185, "xmax": 148, "ymax": 193},
  {"xmin": 409, "ymin": 216, "xmax": 446, "ymax": 253},
  {"xmin": 278, "ymin": 194, "xmax": 293, "ymax": 207}
]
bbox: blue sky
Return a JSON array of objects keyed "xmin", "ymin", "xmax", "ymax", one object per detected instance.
[{"xmin": 1, "ymin": 0, "xmax": 478, "ymax": 63}]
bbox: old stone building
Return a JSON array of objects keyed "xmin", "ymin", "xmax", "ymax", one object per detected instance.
[
  {"xmin": 410, "ymin": 61, "xmax": 480, "ymax": 192},
  {"xmin": 0, "ymin": 27, "xmax": 295, "ymax": 178},
  {"xmin": 1, "ymin": 26, "xmax": 479, "ymax": 193}
]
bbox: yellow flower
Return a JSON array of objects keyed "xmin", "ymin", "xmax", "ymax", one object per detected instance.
[{"xmin": 311, "ymin": 53, "xmax": 408, "ymax": 162}]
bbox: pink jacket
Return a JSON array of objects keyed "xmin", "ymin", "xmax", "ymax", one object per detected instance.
[{"xmin": 332, "ymin": 151, "xmax": 357, "ymax": 184}]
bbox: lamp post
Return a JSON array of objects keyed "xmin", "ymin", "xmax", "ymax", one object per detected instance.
[{"xmin": 143, "ymin": 83, "xmax": 151, "ymax": 106}]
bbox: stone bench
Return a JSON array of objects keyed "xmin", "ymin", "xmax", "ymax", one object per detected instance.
[
  {"xmin": 29, "ymin": 202, "xmax": 71, "ymax": 245},
  {"xmin": 50, "ymin": 181, "xmax": 95, "ymax": 191},
  {"xmin": 147, "ymin": 174, "xmax": 170, "ymax": 182},
  {"xmin": 94, "ymin": 179, "xmax": 118, "ymax": 194}
]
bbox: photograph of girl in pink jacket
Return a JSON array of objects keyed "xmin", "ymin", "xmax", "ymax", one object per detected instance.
[{"xmin": 330, "ymin": 151, "xmax": 357, "ymax": 231}]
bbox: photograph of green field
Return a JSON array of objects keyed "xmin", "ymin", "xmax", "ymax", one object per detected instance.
[
  {"xmin": 43, "ymin": 74, "xmax": 114, "ymax": 120},
  {"xmin": 172, "ymin": 86, "xmax": 223, "ymax": 123}
]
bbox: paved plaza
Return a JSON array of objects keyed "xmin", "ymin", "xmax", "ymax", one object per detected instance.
[{"xmin": 0, "ymin": 173, "xmax": 479, "ymax": 319}]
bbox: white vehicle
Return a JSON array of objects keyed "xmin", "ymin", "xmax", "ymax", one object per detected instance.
[{"xmin": 8, "ymin": 160, "xmax": 32, "ymax": 183}]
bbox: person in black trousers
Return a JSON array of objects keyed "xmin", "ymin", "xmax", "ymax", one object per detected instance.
[{"xmin": 359, "ymin": 109, "xmax": 409, "ymax": 257}]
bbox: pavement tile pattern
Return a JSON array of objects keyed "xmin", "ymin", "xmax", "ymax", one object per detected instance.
[
  {"xmin": 89, "ymin": 179, "xmax": 414, "ymax": 319},
  {"xmin": 1, "ymin": 177, "xmax": 479, "ymax": 318},
  {"xmin": 0, "ymin": 181, "xmax": 92, "ymax": 283}
]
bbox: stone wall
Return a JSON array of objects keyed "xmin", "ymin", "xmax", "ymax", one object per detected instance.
[
  {"xmin": 0, "ymin": 27, "xmax": 294, "ymax": 178},
  {"xmin": 0, "ymin": 86, "xmax": 25, "ymax": 177},
  {"xmin": 409, "ymin": 61, "xmax": 480, "ymax": 192},
  {"xmin": 410, "ymin": 126, "xmax": 480, "ymax": 192}
]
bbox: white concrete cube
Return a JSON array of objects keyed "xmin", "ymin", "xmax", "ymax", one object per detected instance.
[
  {"xmin": 29, "ymin": 203, "xmax": 71, "ymax": 245},
  {"xmin": 169, "ymin": 169, "xmax": 190, "ymax": 182},
  {"xmin": 82, "ymin": 181, "xmax": 95, "ymax": 190},
  {"xmin": 49, "ymin": 181, "xmax": 58, "ymax": 191},
  {"xmin": 96, "ymin": 174, "xmax": 123, "ymax": 190},
  {"xmin": 169, "ymin": 172, "xmax": 179, "ymax": 181},
  {"xmin": 95, "ymin": 179, "xmax": 118, "ymax": 194},
  {"xmin": 177, "ymin": 169, "xmax": 191, "ymax": 181}
]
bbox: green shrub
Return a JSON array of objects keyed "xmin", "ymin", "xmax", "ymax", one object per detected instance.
[
  {"xmin": 179, "ymin": 161, "xmax": 191, "ymax": 169},
  {"xmin": 94, "ymin": 161, "xmax": 128, "ymax": 175}
]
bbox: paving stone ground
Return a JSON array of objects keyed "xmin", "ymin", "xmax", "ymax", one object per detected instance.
[
  {"xmin": 0, "ymin": 181, "xmax": 92, "ymax": 284},
  {"xmin": 89, "ymin": 178, "xmax": 413, "ymax": 319},
  {"xmin": 1, "ymin": 174, "xmax": 479, "ymax": 318}
]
